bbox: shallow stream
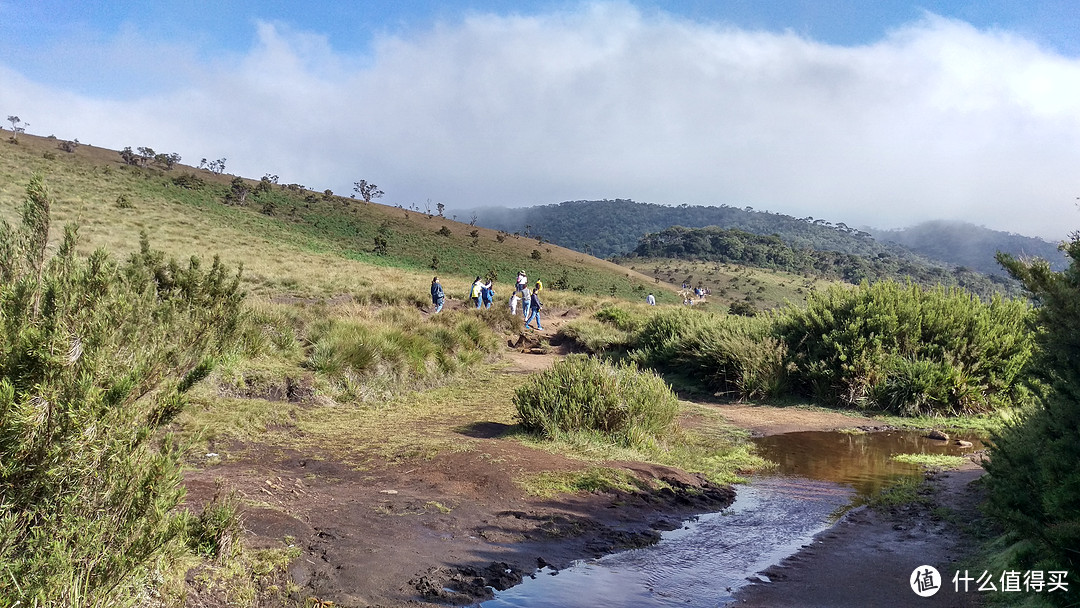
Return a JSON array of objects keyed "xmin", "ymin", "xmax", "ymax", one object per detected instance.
[{"xmin": 479, "ymin": 429, "xmax": 981, "ymax": 607}]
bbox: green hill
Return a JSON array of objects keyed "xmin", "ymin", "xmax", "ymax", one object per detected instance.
[
  {"xmin": 470, "ymin": 198, "xmax": 910, "ymax": 259},
  {"xmin": 628, "ymin": 225, "xmax": 1019, "ymax": 298},
  {"xmin": 0, "ymin": 135, "xmax": 662, "ymax": 302}
]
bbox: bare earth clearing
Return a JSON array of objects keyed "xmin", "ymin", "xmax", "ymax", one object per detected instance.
[{"xmin": 182, "ymin": 308, "xmax": 986, "ymax": 607}]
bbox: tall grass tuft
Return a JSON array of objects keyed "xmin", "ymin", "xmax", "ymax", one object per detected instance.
[
  {"xmin": 304, "ymin": 309, "xmax": 499, "ymax": 397},
  {"xmin": 514, "ymin": 355, "xmax": 678, "ymax": 448}
]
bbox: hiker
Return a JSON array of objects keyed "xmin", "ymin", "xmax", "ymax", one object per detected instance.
[
  {"xmin": 516, "ymin": 270, "xmax": 528, "ymax": 293},
  {"xmin": 646, "ymin": 293, "xmax": 656, "ymax": 306},
  {"xmin": 534, "ymin": 279, "xmax": 543, "ymax": 294},
  {"xmin": 431, "ymin": 276, "xmax": 445, "ymax": 313},
  {"xmin": 525, "ymin": 288, "xmax": 543, "ymax": 330},
  {"xmin": 510, "ymin": 290, "xmax": 521, "ymax": 314},
  {"xmin": 520, "ymin": 285, "xmax": 532, "ymax": 319},
  {"xmin": 481, "ymin": 280, "xmax": 494, "ymax": 309},
  {"xmin": 470, "ymin": 276, "xmax": 483, "ymax": 309}
]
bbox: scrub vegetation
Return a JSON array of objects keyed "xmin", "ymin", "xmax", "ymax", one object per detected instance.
[
  {"xmin": 0, "ymin": 135, "xmax": 764, "ymax": 605},
  {"xmin": 562, "ymin": 280, "xmax": 1034, "ymax": 417}
]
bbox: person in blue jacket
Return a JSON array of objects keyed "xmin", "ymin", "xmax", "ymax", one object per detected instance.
[
  {"xmin": 431, "ymin": 276, "xmax": 445, "ymax": 313},
  {"xmin": 525, "ymin": 289, "xmax": 543, "ymax": 330}
]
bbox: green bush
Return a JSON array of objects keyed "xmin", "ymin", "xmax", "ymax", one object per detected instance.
[
  {"xmin": 774, "ymin": 281, "xmax": 1033, "ymax": 414},
  {"xmin": 675, "ymin": 317, "xmax": 788, "ymax": 401},
  {"xmin": 632, "ymin": 307, "xmax": 713, "ymax": 368},
  {"xmin": 514, "ymin": 355, "xmax": 678, "ymax": 448},
  {"xmin": 984, "ymin": 237, "xmax": 1080, "ymax": 600},
  {"xmin": 184, "ymin": 489, "xmax": 242, "ymax": 560},
  {"xmin": 0, "ymin": 176, "xmax": 245, "ymax": 605}
]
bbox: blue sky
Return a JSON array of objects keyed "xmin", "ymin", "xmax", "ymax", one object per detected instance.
[{"xmin": 2, "ymin": 1, "xmax": 1078, "ymax": 238}]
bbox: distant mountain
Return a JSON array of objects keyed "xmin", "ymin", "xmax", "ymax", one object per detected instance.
[
  {"xmin": 870, "ymin": 221, "xmax": 1066, "ymax": 276},
  {"xmin": 469, "ymin": 199, "xmax": 899, "ymax": 259},
  {"xmin": 469, "ymin": 200, "xmax": 1065, "ymax": 283}
]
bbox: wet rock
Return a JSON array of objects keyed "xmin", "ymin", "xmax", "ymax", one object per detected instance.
[
  {"xmin": 926, "ymin": 430, "xmax": 949, "ymax": 441},
  {"xmin": 954, "ymin": 439, "xmax": 973, "ymax": 447}
]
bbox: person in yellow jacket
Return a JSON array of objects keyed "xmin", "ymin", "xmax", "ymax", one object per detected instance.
[
  {"xmin": 534, "ymin": 279, "xmax": 543, "ymax": 295},
  {"xmin": 470, "ymin": 276, "xmax": 483, "ymax": 308}
]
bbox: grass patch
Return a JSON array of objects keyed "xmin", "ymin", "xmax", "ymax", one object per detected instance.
[
  {"xmin": 519, "ymin": 467, "xmax": 651, "ymax": 498},
  {"xmin": 891, "ymin": 453, "xmax": 968, "ymax": 471},
  {"xmin": 856, "ymin": 476, "xmax": 936, "ymax": 511}
]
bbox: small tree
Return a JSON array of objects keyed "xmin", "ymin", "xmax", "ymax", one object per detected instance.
[
  {"xmin": 154, "ymin": 152, "xmax": 181, "ymax": 170},
  {"xmin": 6, "ymin": 115, "xmax": 25, "ymax": 142},
  {"xmin": 136, "ymin": 146, "xmax": 155, "ymax": 167},
  {"xmin": 353, "ymin": 180, "xmax": 384, "ymax": 202},
  {"xmin": 437, "ymin": 226, "xmax": 452, "ymax": 237},
  {"xmin": 531, "ymin": 249, "xmax": 542, "ymax": 260},
  {"xmin": 224, "ymin": 176, "xmax": 250, "ymax": 205},
  {"xmin": 119, "ymin": 147, "xmax": 140, "ymax": 166},
  {"xmin": 200, "ymin": 158, "xmax": 226, "ymax": 175},
  {"xmin": 436, "ymin": 202, "xmax": 445, "ymax": 217},
  {"xmin": 430, "ymin": 255, "xmax": 440, "ymax": 271}
]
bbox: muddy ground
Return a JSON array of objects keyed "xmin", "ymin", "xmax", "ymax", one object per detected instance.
[{"xmin": 181, "ymin": 312, "xmax": 989, "ymax": 607}]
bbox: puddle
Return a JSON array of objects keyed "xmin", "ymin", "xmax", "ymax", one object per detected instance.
[
  {"xmin": 752, "ymin": 429, "xmax": 983, "ymax": 499},
  {"xmin": 481, "ymin": 429, "xmax": 983, "ymax": 607}
]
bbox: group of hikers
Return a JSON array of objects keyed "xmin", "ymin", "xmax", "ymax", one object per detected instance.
[{"xmin": 428, "ymin": 270, "xmax": 544, "ymax": 330}]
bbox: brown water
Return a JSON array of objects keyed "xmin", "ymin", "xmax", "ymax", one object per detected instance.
[
  {"xmin": 481, "ymin": 429, "xmax": 984, "ymax": 608},
  {"xmin": 753, "ymin": 429, "xmax": 983, "ymax": 498}
]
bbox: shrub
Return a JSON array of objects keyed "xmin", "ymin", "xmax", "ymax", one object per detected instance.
[
  {"xmin": 593, "ymin": 304, "xmax": 644, "ymax": 332},
  {"xmin": 514, "ymin": 355, "xmax": 678, "ymax": 448},
  {"xmin": 184, "ymin": 489, "xmax": 242, "ymax": 560},
  {"xmin": 675, "ymin": 317, "xmax": 788, "ymax": 401},
  {"xmin": 0, "ymin": 176, "xmax": 244, "ymax": 605},
  {"xmin": 984, "ymin": 237, "xmax": 1080, "ymax": 597},
  {"xmin": 774, "ymin": 281, "xmax": 1033, "ymax": 414}
]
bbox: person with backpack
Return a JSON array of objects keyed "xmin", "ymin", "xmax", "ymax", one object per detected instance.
[
  {"xmin": 516, "ymin": 270, "xmax": 528, "ymax": 294},
  {"xmin": 481, "ymin": 280, "xmax": 494, "ymax": 309},
  {"xmin": 431, "ymin": 276, "xmax": 445, "ymax": 313},
  {"xmin": 520, "ymin": 285, "xmax": 532, "ymax": 319},
  {"xmin": 470, "ymin": 277, "xmax": 483, "ymax": 309},
  {"xmin": 525, "ymin": 288, "xmax": 543, "ymax": 330}
]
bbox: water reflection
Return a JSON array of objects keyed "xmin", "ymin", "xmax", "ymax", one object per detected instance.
[
  {"xmin": 753, "ymin": 430, "xmax": 982, "ymax": 497},
  {"xmin": 482, "ymin": 429, "xmax": 983, "ymax": 607},
  {"xmin": 480, "ymin": 477, "xmax": 852, "ymax": 608}
]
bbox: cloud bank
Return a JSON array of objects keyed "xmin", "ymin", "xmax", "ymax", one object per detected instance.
[{"xmin": 2, "ymin": 3, "xmax": 1078, "ymax": 239}]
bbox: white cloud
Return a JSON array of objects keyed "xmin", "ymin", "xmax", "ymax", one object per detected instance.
[{"xmin": 2, "ymin": 3, "xmax": 1078, "ymax": 239}]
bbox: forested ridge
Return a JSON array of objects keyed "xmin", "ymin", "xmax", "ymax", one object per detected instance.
[
  {"xmin": 630, "ymin": 225, "xmax": 1018, "ymax": 297},
  {"xmin": 470, "ymin": 199, "xmax": 1065, "ymax": 285}
]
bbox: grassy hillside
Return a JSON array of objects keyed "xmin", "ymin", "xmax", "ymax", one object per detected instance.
[
  {"xmin": 0, "ymin": 134, "xmax": 664, "ymax": 303},
  {"xmin": 616, "ymin": 257, "xmax": 835, "ymax": 313}
]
